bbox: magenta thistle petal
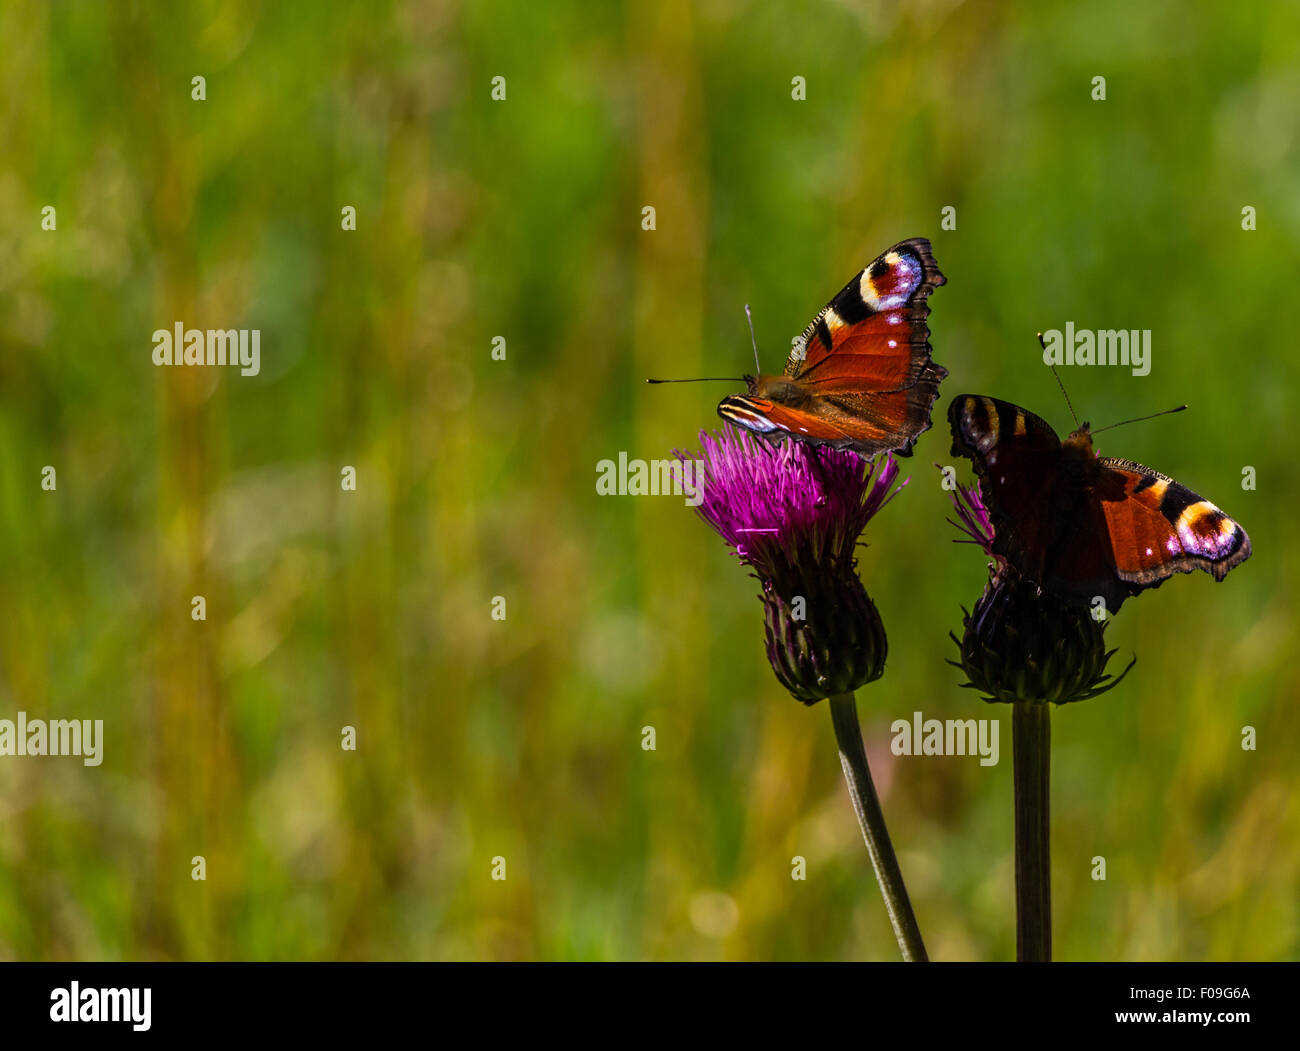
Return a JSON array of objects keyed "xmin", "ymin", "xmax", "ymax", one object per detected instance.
[
  {"xmin": 677, "ymin": 426, "xmax": 905, "ymax": 580},
  {"xmin": 946, "ymin": 479, "xmax": 996, "ymax": 555}
]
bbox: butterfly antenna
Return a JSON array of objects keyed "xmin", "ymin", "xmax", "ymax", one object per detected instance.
[
  {"xmin": 1039, "ymin": 333, "xmax": 1080, "ymax": 428},
  {"xmin": 1092, "ymin": 404, "xmax": 1188, "ymax": 434},
  {"xmin": 646, "ymin": 376, "xmax": 744, "ymax": 384},
  {"xmin": 745, "ymin": 304, "xmax": 761, "ymax": 374}
]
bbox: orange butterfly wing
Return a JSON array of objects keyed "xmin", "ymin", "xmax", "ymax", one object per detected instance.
[
  {"xmin": 718, "ymin": 238, "xmax": 947, "ymax": 457},
  {"xmin": 717, "ymin": 394, "xmax": 924, "ymax": 447},
  {"xmin": 787, "ymin": 237, "xmax": 944, "ymax": 391},
  {"xmin": 1096, "ymin": 459, "xmax": 1251, "ymax": 586}
]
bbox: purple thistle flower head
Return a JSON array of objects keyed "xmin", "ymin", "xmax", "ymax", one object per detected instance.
[
  {"xmin": 946, "ymin": 479, "xmax": 997, "ymax": 558},
  {"xmin": 676, "ymin": 426, "xmax": 905, "ymax": 705},
  {"xmin": 680, "ymin": 426, "xmax": 906, "ymax": 580}
]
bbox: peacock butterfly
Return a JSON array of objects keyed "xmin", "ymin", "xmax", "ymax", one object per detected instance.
[
  {"xmin": 716, "ymin": 238, "xmax": 947, "ymax": 458},
  {"xmin": 948, "ymin": 394, "xmax": 1251, "ymax": 613}
]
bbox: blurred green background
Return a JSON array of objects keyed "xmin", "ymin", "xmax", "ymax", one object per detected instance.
[{"xmin": 1, "ymin": 0, "xmax": 1296, "ymax": 961}]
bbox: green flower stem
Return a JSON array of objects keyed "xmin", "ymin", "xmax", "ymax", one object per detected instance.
[
  {"xmin": 1013, "ymin": 700, "xmax": 1052, "ymax": 962},
  {"xmin": 828, "ymin": 692, "xmax": 928, "ymax": 962}
]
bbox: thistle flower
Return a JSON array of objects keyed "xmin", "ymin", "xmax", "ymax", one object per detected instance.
[
  {"xmin": 682, "ymin": 426, "xmax": 905, "ymax": 705},
  {"xmin": 678, "ymin": 425, "xmax": 926, "ymax": 961}
]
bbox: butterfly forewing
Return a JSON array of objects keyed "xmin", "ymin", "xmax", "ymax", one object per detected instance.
[
  {"xmin": 948, "ymin": 394, "xmax": 1106, "ymax": 598},
  {"xmin": 1096, "ymin": 458, "xmax": 1251, "ymax": 585}
]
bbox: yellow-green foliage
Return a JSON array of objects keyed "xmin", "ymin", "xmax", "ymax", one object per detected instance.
[{"xmin": 0, "ymin": 0, "xmax": 1295, "ymax": 961}]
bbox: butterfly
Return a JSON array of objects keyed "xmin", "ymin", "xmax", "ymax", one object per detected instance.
[
  {"xmin": 948, "ymin": 394, "xmax": 1251, "ymax": 612},
  {"xmin": 717, "ymin": 238, "xmax": 947, "ymax": 458}
]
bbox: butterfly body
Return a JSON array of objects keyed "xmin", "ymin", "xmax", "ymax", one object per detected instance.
[
  {"xmin": 748, "ymin": 375, "xmax": 812, "ymax": 408},
  {"xmin": 718, "ymin": 238, "xmax": 947, "ymax": 458},
  {"xmin": 949, "ymin": 395, "xmax": 1251, "ymax": 612}
]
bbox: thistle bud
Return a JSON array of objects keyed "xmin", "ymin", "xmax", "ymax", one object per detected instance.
[
  {"xmin": 761, "ymin": 564, "xmax": 886, "ymax": 705},
  {"xmin": 951, "ymin": 566, "xmax": 1133, "ymax": 705},
  {"xmin": 945, "ymin": 480, "xmax": 1133, "ymax": 704}
]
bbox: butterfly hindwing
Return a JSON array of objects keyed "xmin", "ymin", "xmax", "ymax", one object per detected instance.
[
  {"xmin": 718, "ymin": 396, "xmax": 859, "ymax": 443},
  {"xmin": 803, "ymin": 362, "xmax": 948, "ymax": 456},
  {"xmin": 720, "ymin": 378, "xmax": 943, "ymax": 452}
]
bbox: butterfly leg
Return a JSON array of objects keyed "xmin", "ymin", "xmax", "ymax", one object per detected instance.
[{"xmin": 797, "ymin": 442, "xmax": 833, "ymax": 508}]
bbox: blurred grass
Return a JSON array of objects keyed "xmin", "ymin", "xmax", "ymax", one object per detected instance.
[{"xmin": 0, "ymin": 0, "xmax": 1297, "ymax": 960}]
